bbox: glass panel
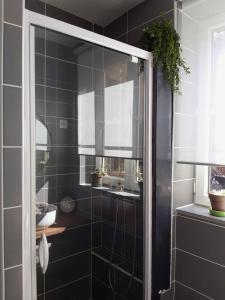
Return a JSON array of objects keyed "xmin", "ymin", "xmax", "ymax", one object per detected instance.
[{"xmin": 34, "ymin": 26, "xmax": 145, "ymax": 300}]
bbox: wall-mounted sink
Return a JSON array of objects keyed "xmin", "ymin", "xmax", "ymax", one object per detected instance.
[{"xmin": 36, "ymin": 203, "xmax": 57, "ymax": 229}]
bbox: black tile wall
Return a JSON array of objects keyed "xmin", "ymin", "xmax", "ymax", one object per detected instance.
[
  {"xmin": 175, "ymin": 282, "xmax": 209, "ymax": 300},
  {"xmin": 34, "ymin": 27, "xmax": 106, "ymax": 300},
  {"xmin": 175, "ymin": 214, "xmax": 225, "ymax": 299},
  {"xmin": 128, "ymin": 11, "xmax": 174, "ymax": 46},
  {"xmin": 45, "ymin": 252, "xmax": 91, "ymax": 292},
  {"xmin": 176, "ymin": 249, "xmax": 225, "ymax": 300},
  {"xmin": 127, "ymin": 0, "xmax": 174, "ymax": 31},
  {"xmin": 177, "ymin": 216, "xmax": 225, "ymax": 266},
  {"xmin": 44, "ymin": 275, "xmax": 91, "ymax": 300},
  {"xmin": 104, "ymin": 13, "xmax": 128, "ymax": 40},
  {"xmin": 105, "ymin": 0, "xmax": 174, "ymax": 47},
  {"xmin": 26, "ymin": 0, "xmax": 45, "ymax": 14},
  {"xmin": 92, "ymin": 254, "xmax": 143, "ymax": 300},
  {"xmin": 104, "ymin": 1, "xmax": 174, "ymax": 299}
]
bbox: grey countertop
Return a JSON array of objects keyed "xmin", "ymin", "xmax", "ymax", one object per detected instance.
[{"xmin": 176, "ymin": 204, "xmax": 225, "ymax": 226}]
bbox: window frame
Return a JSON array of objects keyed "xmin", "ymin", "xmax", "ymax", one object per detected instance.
[{"xmin": 195, "ymin": 16, "xmax": 225, "ymax": 206}]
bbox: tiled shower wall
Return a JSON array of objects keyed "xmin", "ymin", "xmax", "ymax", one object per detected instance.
[
  {"xmin": 35, "ymin": 30, "xmax": 94, "ymax": 299},
  {"xmin": 0, "ymin": 0, "xmax": 24, "ymax": 299},
  {"xmin": 104, "ymin": 1, "xmax": 175, "ymax": 299}
]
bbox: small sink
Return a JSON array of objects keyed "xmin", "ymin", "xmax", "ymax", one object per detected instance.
[{"xmin": 36, "ymin": 203, "xmax": 57, "ymax": 229}]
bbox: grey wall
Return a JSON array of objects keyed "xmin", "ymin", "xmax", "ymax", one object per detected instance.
[
  {"xmin": 104, "ymin": 0, "xmax": 174, "ymax": 46},
  {"xmin": 25, "ymin": 0, "xmax": 103, "ymax": 34},
  {"xmin": 170, "ymin": 4, "xmax": 197, "ymax": 300},
  {"xmin": 175, "ymin": 212, "xmax": 225, "ymax": 299},
  {"xmin": 0, "ymin": 0, "xmax": 24, "ymax": 300}
]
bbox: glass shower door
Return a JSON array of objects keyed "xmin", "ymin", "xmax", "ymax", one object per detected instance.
[{"xmin": 34, "ymin": 25, "xmax": 145, "ymax": 300}]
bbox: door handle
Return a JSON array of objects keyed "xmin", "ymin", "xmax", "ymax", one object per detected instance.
[{"xmin": 39, "ymin": 233, "xmax": 51, "ymax": 274}]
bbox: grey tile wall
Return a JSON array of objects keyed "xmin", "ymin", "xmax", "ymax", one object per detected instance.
[
  {"xmin": 3, "ymin": 148, "xmax": 22, "ymax": 208},
  {"xmin": 105, "ymin": 1, "xmax": 175, "ymax": 299},
  {"xmin": 25, "ymin": 0, "xmax": 104, "ymax": 34},
  {"xmin": 105, "ymin": 0, "xmax": 174, "ymax": 47},
  {"xmin": 4, "ymin": 207, "xmax": 22, "ymax": 268},
  {"xmin": 11, "ymin": 2, "xmax": 196, "ymax": 300},
  {"xmin": 176, "ymin": 248, "xmax": 225, "ymax": 299},
  {"xmin": 0, "ymin": 0, "xmax": 3, "ymax": 298},
  {"xmin": 175, "ymin": 214, "xmax": 225, "ymax": 299},
  {"xmin": 4, "ymin": 0, "xmax": 23, "ymax": 26},
  {"xmin": 3, "ymin": 86, "xmax": 22, "ymax": 146},
  {"xmin": 169, "ymin": 4, "xmax": 197, "ymax": 300},
  {"xmin": 35, "ymin": 29, "xmax": 100, "ymax": 299},
  {"xmin": 3, "ymin": 24, "xmax": 22, "ymax": 86},
  {"xmin": 175, "ymin": 282, "xmax": 210, "ymax": 300},
  {"xmin": 1, "ymin": 0, "xmax": 24, "ymax": 300},
  {"xmin": 5, "ymin": 266, "xmax": 23, "ymax": 300}
]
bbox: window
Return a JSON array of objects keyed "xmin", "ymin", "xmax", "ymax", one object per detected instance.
[{"xmin": 195, "ymin": 25, "xmax": 225, "ymax": 205}]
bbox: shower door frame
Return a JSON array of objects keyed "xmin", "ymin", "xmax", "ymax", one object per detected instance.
[{"xmin": 23, "ymin": 9, "xmax": 153, "ymax": 300}]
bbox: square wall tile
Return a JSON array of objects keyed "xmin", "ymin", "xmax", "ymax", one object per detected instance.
[
  {"xmin": 4, "ymin": 0, "xmax": 23, "ymax": 25},
  {"xmin": 173, "ymin": 148, "xmax": 195, "ymax": 181},
  {"xmin": 178, "ymin": 10, "xmax": 198, "ymax": 51},
  {"xmin": 175, "ymin": 282, "xmax": 209, "ymax": 300},
  {"xmin": 3, "ymin": 24, "xmax": 22, "ymax": 86},
  {"xmin": 176, "ymin": 249, "xmax": 225, "ymax": 299},
  {"xmin": 174, "ymin": 114, "xmax": 196, "ymax": 148},
  {"xmin": 5, "ymin": 266, "xmax": 22, "ymax": 300},
  {"xmin": 180, "ymin": 47, "xmax": 197, "ymax": 84},
  {"xmin": 104, "ymin": 13, "xmax": 127, "ymax": 39},
  {"xmin": 175, "ymin": 80, "xmax": 197, "ymax": 115},
  {"xmin": 4, "ymin": 207, "xmax": 22, "ymax": 268},
  {"xmin": 176, "ymin": 215, "xmax": 225, "ymax": 267},
  {"xmin": 128, "ymin": 0, "xmax": 174, "ymax": 31},
  {"xmin": 25, "ymin": 0, "xmax": 46, "ymax": 14},
  {"xmin": 3, "ymin": 86, "xmax": 22, "ymax": 146},
  {"xmin": 3, "ymin": 148, "xmax": 22, "ymax": 208},
  {"xmin": 172, "ymin": 179, "xmax": 194, "ymax": 211}
]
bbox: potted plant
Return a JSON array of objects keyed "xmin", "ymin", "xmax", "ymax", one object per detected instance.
[
  {"xmin": 91, "ymin": 169, "xmax": 106, "ymax": 187},
  {"xmin": 209, "ymin": 190, "xmax": 225, "ymax": 212},
  {"xmin": 139, "ymin": 18, "xmax": 190, "ymax": 93}
]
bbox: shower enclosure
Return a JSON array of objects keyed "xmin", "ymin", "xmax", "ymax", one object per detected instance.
[{"xmin": 24, "ymin": 10, "xmax": 152, "ymax": 300}]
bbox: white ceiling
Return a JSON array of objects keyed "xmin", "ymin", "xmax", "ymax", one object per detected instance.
[
  {"xmin": 42, "ymin": 0, "xmax": 145, "ymax": 26},
  {"xmin": 183, "ymin": 0, "xmax": 225, "ymax": 21}
]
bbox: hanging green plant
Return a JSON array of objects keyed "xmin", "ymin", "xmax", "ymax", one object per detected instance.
[{"xmin": 140, "ymin": 18, "xmax": 190, "ymax": 93}]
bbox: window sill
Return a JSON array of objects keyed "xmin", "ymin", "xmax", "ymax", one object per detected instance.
[{"xmin": 176, "ymin": 204, "xmax": 225, "ymax": 226}]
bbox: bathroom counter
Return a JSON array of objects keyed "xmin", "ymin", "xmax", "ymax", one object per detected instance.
[
  {"xmin": 36, "ymin": 226, "xmax": 65, "ymax": 239},
  {"xmin": 177, "ymin": 204, "xmax": 225, "ymax": 226}
]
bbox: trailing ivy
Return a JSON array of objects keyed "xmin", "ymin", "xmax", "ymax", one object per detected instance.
[{"xmin": 140, "ymin": 18, "xmax": 190, "ymax": 93}]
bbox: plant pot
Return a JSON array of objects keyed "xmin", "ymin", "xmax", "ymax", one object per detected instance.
[
  {"xmin": 208, "ymin": 192, "xmax": 225, "ymax": 212},
  {"xmin": 91, "ymin": 173, "xmax": 103, "ymax": 187}
]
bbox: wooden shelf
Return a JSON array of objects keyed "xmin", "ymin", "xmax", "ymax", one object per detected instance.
[{"xmin": 36, "ymin": 226, "xmax": 65, "ymax": 239}]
